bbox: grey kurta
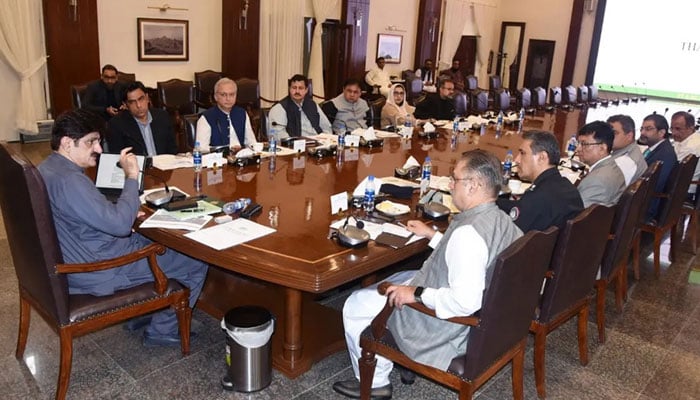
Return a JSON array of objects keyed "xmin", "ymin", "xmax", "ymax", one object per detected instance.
[{"xmin": 387, "ymin": 202, "xmax": 523, "ymax": 370}]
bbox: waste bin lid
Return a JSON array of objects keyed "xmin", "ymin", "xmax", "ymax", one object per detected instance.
[{"xmin": 224, "ymin": 306, "xmax": 273, "ymax": 329}]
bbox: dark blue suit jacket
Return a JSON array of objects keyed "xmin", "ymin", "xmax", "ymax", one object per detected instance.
[
  {"xmin": 645, "ymin": 139, "xmax": 677, "ymax": 221},
  {"xmin": 107, "ymin": 108, "xmax": 177, "ymax": 155}
]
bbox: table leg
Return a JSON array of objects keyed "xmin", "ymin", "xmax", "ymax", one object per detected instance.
[{"xmin": 283, "ymin": 288, "xmax": 303, "ymax": 362}]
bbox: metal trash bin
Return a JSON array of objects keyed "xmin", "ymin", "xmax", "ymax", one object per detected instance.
[{"xmin": 221, "ymin": 306, "xmax": 275, "ymax": 392}]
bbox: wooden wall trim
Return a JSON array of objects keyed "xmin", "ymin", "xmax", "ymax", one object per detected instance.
[
  {"xmin": 561, "ymin": 0, "xmax": 584, "ymax": 87},
  {"xmin": 585, "ymin": 0, "xmax": 607, "ymax": 85}
]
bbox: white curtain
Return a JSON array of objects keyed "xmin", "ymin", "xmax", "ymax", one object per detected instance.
[
  {"xmin": 0, "ymin": 0, "xmax": 47, "ymax": 136},
  {"xmin": 470, "ymin": 1, "xmax": 498, "ymax": 85},
  {"xmin": 438, "ymin": 0, "xmax": 471, "ymax": 72},
  {"xmin": 259, "ymin": 0, "xmax": 305, "ymax": 105},
  {"xmin": 308, "ymin": 0, "xmax": 339, "ymax": 102}
]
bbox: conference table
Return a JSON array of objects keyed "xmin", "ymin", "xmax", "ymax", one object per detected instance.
[{"xmin": 136, "ymin": 111, "xmax": 574, "ymax": 378}]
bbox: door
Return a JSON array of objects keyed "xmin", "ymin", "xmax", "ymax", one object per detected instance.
[
  {"xmin": 524, "ymin": 39, "xmax": 555, "ymax": 90},
  {"xmin": 453, "ymin": 35, "xmax": 477, "ymax": 76}
]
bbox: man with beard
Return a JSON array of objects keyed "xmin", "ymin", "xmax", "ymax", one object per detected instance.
[
  {"xmin": 440, "ymin": 59, "xmax": 466, "ymax": 91},
  {"xmin": 268, "ymin": 74, "xmax": 332, "ymax": 138},
  {"xmin": 638, "ymin": 113, "xmax": 676, "ymax": 221},
  {"xmin": 84, "ymin": 64, "xmax": 126, "ymax": 120},
  {"xmin": 414, "ymin": 78, "xmax": 456, "ymax": 120}
]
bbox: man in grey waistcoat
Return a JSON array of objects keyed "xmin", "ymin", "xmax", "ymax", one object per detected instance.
[{"xmin": 333, "ymin": 150, "xmax": 523, "ymax": 399}]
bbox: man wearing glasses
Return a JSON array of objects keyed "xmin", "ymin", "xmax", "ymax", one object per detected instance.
[
  {"xmin": 414, "ymin": 78, "xmax": 456, "ymax": 121},
  {"xmin": 639, "ymin": 114, "xmax": 676, "ymax": 220},
  {"xmin": 84, "ymin": 64, "xmax": 126, "ymax": 121},
  {"xmin": 671, "ymin": 111, "xmax": 700, "ymax": 198},
  {"xmin": 575, "ymin": 121, "xmax": 626, "ymax": 207},
  {"xmin": 607, "ymin": 114, "xmax": 647, "ymax": 185},
  {"xmin": 196, "ymin": 78, "xmax": 257, "ymax": 151}
]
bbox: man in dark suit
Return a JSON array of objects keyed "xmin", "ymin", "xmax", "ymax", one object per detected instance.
[
  {"xmin": 107, "ymin": 81, "xmax": 177, "ymax": 156},
  {"xmin": 639, "ymin": 113, "xmax": 677, "ymax": 221},
  {"xmin": 414, "ymin": 78, "xmax": 456, "ymax": 121},
  {"xmin": 84, "ymin": 64, "xmax": 126, "ymax": 120}
]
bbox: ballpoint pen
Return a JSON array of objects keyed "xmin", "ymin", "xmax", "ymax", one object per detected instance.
[{"xmin": 180, "ymin": 208, "xmax": 204, "ymax": 213}]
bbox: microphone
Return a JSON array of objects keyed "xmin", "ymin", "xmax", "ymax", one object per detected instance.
[{"xmin": 116, "ymin": 161, "xmax": 172, "ymax": 206}]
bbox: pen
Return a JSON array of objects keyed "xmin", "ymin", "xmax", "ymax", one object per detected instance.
[
  {"xmin": 397, "ymin": 221, "xmax": 408, "ymax": 228},
  {"xmin": 180, "ymin": 208, "xmax": 204, "ymax": 213}
]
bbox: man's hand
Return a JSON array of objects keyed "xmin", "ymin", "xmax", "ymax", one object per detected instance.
[
  {"xmin": 406, "ymin": 220, "xmax": 435, "ymax": 239},
  {"xmin": 384, "ymin": 285, "xmax": 418, "ymax": 309},
  {"xmin": 119, "ymin": 147, "xmax": 140, "ymax": 180},
  {"xmin": 107, "ymin": 106, "xmax": 119, "ymax": 116}
]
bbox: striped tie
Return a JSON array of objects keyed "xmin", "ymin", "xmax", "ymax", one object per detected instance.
[{"xmin": 643, "ymin": 148, "xmax": 651, "ymax": 159}]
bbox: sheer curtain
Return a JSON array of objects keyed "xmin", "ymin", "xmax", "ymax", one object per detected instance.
[
  {"xmin": 438, "ymin": 0, "xmax": 470, "ymax": 72},
  {"xmin": 259, "ymin": 0, "xmax": 305, "ymax": 105},
  {"xmin": 308, "ymin": 0, "xmax": 339, "ymax": 101},
  {"xmin": 470, "ymin": 1, "xmax": 499, "ymax": 85},
  {"xmin": 0, "ymin": 0, "xmax": 47, "ymax": 137}
]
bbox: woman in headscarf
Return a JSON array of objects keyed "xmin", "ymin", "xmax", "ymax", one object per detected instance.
[{"xmin": 380, "ymin": 83, "xmax": 415, "ymax": 128}]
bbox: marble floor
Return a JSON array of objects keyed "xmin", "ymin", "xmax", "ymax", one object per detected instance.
[{"xmin": 1, "ymin": 211, "xmax": 700, "ymax": 400}]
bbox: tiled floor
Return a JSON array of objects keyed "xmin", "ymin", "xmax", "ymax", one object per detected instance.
[{"xmin": 1, "ymin": 216, "xmax": 700, "ymax": 399}]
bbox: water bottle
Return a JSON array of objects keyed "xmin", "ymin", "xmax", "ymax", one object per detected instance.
[
  {"xmin": 567, "ymin": 136, "xmax": 578, "ymax": 158},
  {"xmin": 403, "ymin": 114, "xmax": 413, "ymax": 136},
  {"xmin": 193, "ymin": 141, "xmax": 202, "ymax": 172},
  {"xmin": 338, "ymin": 132, "xmax": 345, "ymax": 150},
  {"xmin": 420, "ymin": 156, "xmax": 432, "ymax": 197},
  {"xmin": 503, "ymin": 150, "xmax": 513, "ymax": 183},
  {"xmin": 453, "ymin": 117, "xmax": 460, "ymax": 133},
  {"xmin": 269, "ymin": 132, "xmax": 277, "ymax": 154},
  {"xmin": 223, "ymin": 198, "xmax": 252, "ymax": 214},
  {"xmin": 496, "ymin": 110, "xmax": 504, "ymax": 134},
  {"xmin": 480, "ymin": 122, "xmax": 486, "ymax": 136},
  {"xmin": 363, "ymin": 175, "xmax": 376, "ymax": 212},
  {"xmin": 518, "ymin": 107, "xmax": 525, "ymax": 133}
]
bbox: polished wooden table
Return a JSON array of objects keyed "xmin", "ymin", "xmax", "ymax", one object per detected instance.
[{"xmin": 136, "ymin": 113, "xmax": 571, "ymax": 378}]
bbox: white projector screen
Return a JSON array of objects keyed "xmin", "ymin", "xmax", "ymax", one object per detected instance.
[{"xmin": 594, "ymin": 0, "xmax": 700, "ymax": 102}]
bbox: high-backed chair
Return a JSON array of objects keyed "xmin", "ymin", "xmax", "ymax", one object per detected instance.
[
  {"xmin": 472, "ymin": 90, "xmax": 489, "ymax": 114},
  {"xmin": 532, "ymin": 87, "xmax": 547, "ymax": 109},
  {"xmin": 117, "ymin": 71, "xmax": 136, "ymax": 84},
  {"xmin": 70, "ymin": 83, "xmax": 89, "ymax": 109},
  {"xmin": 588, "ymin": 85, "xmax": 599, "ymax": 102},
  {"xmin": 369, "ymin": 96, "xmax": 386, "ymax": 129},
  {"xmin": 465, "ymin": 75, "xmax": 478, "ymax": 92},
  {"xmin": 530, "ymin": 205, "xmax": 615, "ymax": 398},
  {"xmin": 680, "ymin": 181, "xmax": 700, "ymax": 254},
  {"xmin": 549, "ymin": 87, "xmax": 562, "ymax": 107},
  {"xmin": 632, "ymin": 161, "xmax": 662, "ymax": 279},
  {"xmin": 638, "ymin": 154, "xmax": 698, "ymax": 277},
  {"xmin": 403, "ymin": 73, "xmax": 423, "ymax": 106},
  {"xmin": 236, "ymin": 77, "xmax": 263, "ymax": 137},
  {"xmin": 577, "ymin": 85, "xmax": 589, "ymax": 104},
  {"xmin": 182, "ymin": 113, "xmax": 200, "ymax": 151},
  {"xmin": 488, "ymin": 74, "xmax": 502, "ymax": 93},
  {"xmin": 320, "ymin": 100, "xmax": 336, "ymax": 125},
  {"xmin": 517, "ymin": 88, "xmax": 531, "ymax": 110},
  {"xmin": 194, "ymin": 70, "xmax": 222, "ymax": 110},
  {"xmin": 493, "ymin": 89, "xmax": 510, "ymax": 112},
  {"xmin": 157, "ymin": 78, "xmax": 196, "ymax": 116},
  {"xmin": 562, "ymin": 85, "xmax": 577, "ymax": 105},
  {"xmin": 0, "ymin": 143, "xmax": 191, "ymax": 400},
  {"xmin": 359, "ymin": 227, "xmax": 559, "ymax": 400},
  {"xmin": 595, "ymin": 179, "xmax": 648, "ymax": 343},
  {"xmin": 454, "ymin": 91, "xmax": 468, "ymax": 117}
]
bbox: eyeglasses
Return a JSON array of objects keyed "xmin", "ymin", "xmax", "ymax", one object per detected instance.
[
  {"xmin": 577, "ymin": 141, "xmax": 603, "ymax": 147},
  {"xmin": 449, "ymin": 175, "xmax": 472, "ymax": 184},
  {"xmin": 640, "ymin": 126, "xmax": 657, "ymax": 132},
  {"xmin": 216, "ymin": 92, "xmax": 236, "ymax": 99}
]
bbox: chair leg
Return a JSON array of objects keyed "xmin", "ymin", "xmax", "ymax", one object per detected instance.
[
  {"xmin": 669, "ymin": 223, "xmax": 678, "ymax": 263},
  {"xmin": 690, "ymin": 211, "xmax": 698, "ymax": 254},
  {"xmin": 15, "ymin": 295, "xmax": 30, "ymax": 359},
  {"xmin": 175, "ymin": 299, "xmax": 191, "ymax": 356},
  {"xmin": 533, "ymin": 327, "xmax": 547, "ymax": 399},
  {"xmin": 510, "ymin": 343, "xmax": 525, "ymax": 400},
  {"xmin": 614, "ymin": 269, "xmax": 625, "ymax": 311},
  {"xmin": 632, "ymin": 232, "xmax": 641, "ymax": 280},
  {"xmin": 359, "ymin": 348, "xmax": 377, "ymax": 400},
  {"xmin": 458, "ymin": 382, "xmax": 474, "ymax": 400},
  {"xmin": 577, "ymin": 306, "xmax": 589, "ymax": 365},
  {"xmin": 595, "ymin": 280, "xmax": 606, "ymax": 343},
  {"xmin": 56, "ymin": 329, "xmax": 73, "ymax": 400},
  {"xmin": 653, "ymin": 230, "xmax": 662, "ymax": 278}
]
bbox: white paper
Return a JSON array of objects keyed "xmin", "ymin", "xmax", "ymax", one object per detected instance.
[
  {"xmin": 382, "ymin": 223, "xmax": 412, "ymax": 238},
  {"xmin": 423, "ymin": 122, "xmax": 436, "ymax": 133},
  {"xmin": 330, "ymin": 192, "xmax": 349, "ymax": 214},
  {"xmin": 345, "ymin": 135, "xmax": 361, "ymax": 147},
  {"xmin": 140, "ymin": 209, "xmax": 212, "ymax": 231},
  {"xmin": 293, "ymin": 139, "xmax": 306, "ymax": 153},
  {"xmin": 403, "ymin": 156, "xmax": 420, "ymax": 169},
  {"xmin": 374, "ymin": 130, "xmax": 400, "ymax": 138},
  {"xmin": 202, "ymin": 152, "xmax": 224, "ymax": 169},
  {"xmin": 96, "ymin": 153, "xmax": 145, "ymax": 189},
  {"xmin": 151, "ymin": 154, "xmax": 194, "ymax": 170},
  {"xmin": 184, "ymin": 218, "xmax": 276, "ymax": 250}
]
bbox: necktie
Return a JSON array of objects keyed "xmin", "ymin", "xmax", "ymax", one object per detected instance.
[
  {"xmin": 643, "ymin": 148, "xmax": 651, "ymax": 158},
  {"xmin": 226, "ymin": 115, "xmax": 232, "ymax": 143}
]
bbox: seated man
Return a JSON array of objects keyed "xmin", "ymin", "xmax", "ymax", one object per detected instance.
[
  {"xmin": 268, "ymin": 74, "xmax": 332, "ymax": 138},
  {"xmin": 332, "ymin": 150, "xmax": 523, "ymax": 399},
  {"xmin": 414, "ymin": 78, "xmax": 456, "ymax": 121},
  {"xmin": 107, "ymin": 81, "xmax": 177, "ymax": 156},
  {"xmin": 671, "ymin": 111, "xmax": 700, "ymax": 197},
  {"xmin": 607, "ymin": 114, "xmax": 647, "ymax": 185},
  {"xmin": 639, "ymin": 113, "xmax": 677, "ymax": 221},
  {"xmin": 380, "ymin": 83, "xmax": 415, "ymax": 128},
  {"xmin": 84, "ymin": 64, "xmax": 126, "ymax": 120},
  {"xmin": 415, "ymin": 58, "xmax": 436, "ymax": 93},
  {"xmin": 365, "ymin": 57, "xmax": 392, "ymax": 97},
  {"xmin": 196, "ymin": 78, "xmax": 257, "ymax": 151},
  {"xmin": 38, "ymin": 109, "xmax": 208, "ymax": 347},
  {"xmin": 325, "ymin": 78, "xmax": 372, "ymax": 134},
  {"xmin": 497, "ymin": 131, "xmax": 583, "ymax": 231},
  {"xmin": 575, "ymin": 121, "xmax": 626, "ymax": 207},
  {"xmin": 439, "ymin": 59, "xmax": 466, "ymax": 91}
]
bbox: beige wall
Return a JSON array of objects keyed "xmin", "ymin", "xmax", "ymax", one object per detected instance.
[
  {"xmin": 365, "ymin": 0, "xmax": 420, "ymax": 76},
  {"xmin": 97, "ymin": 0, "xmax": 222, "ymax": 87}
]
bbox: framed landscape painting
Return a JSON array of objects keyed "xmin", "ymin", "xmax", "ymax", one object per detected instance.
[
  {"xmin": 137, "ymin": 18, "xmax": 189, "ymax": 61},
  {"xmin": 376, "ymin": 34, "xmax": 402, "ymax": 64}
]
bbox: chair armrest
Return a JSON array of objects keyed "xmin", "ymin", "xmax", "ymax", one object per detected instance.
[
  {"xmin": 56, "ymin": 243, "xmax": 169, "ymax": 294},
  {"xmin": 406, "ymin": 303, "xmax": 480, "ymax": 326}
]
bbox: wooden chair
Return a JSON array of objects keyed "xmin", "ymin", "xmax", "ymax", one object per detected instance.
[
  {"xmin": 638, "ymin": 155, "xmax": 697, "ymax": 277},
  {"xmin": 369, "ymin": 96, "xmax": 386, "ymax": 129},
  {"xmin": 157, "ymin": 79, "xmax": 196, "ymax": 153},
  {"xmin": 236, "ymin": 77, "xmax": 264, "ymax": 137},
  {"xmin": 117, "ymin": 71, "xmax": 136, "ymax": 84},
  {"xmin": 680, "ymin": 178, "xmax": 700, "ymax": 254},
  {"xmin": 530, "ymin": 205, "xmax": 615, "ymax": 398},
  {"xmin": 194, "ymin": 70, "xmax": 222, "ymax": 109},
  {"xmin": 595, "ymin": 179, "xmax": 648, "ymax": 343},
  {"xmin": 359, "ymin": 227, "xmax": 559, "ymax": 400},
  {"xmin": 0, "ymin": 143, "xmax": 191, "ymax": 400},
  {"xmin": 631, "ymin": 161, "xmax": 662, "ymax": 279},
  {"xmin": 70, "ymin": 83, "xmax": 89, "ymax": 109},
  {"xmin": 182, "ymin": 113, "xmax": 200, "ymax": 151}
]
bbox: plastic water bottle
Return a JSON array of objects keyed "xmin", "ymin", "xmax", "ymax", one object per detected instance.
[
  {"xmin": 567, "ymin": 136, "xmax": 578, "ymax": 158},
  {"xmin": 480, "ymin": 122, "xmax": 486, "ymax": 136},
  {"xmin": 420, "ymin": 156, "xmax": 432, "ymax": 197},
  {"xmin": 453, "ymin": 117, "xmax": 460, "ymax": 133},
  {"xmin": 363, "ymin": 175, "xmax": 376, "ymax": 212},
  {"xmin": 496, "ymin": 110, "xmax": 504, "ymax": 134},
  {"xmin": 518, "ymin": 107, "xmax": 525, "ymax": 133},
  {"xmin": 269, "ymin": 132, "xmax": 277, "ymax": 154},
  {"xmin": 193, "ymin": 141, "xmax": 202, "ymax": 172},
  {"xmin": 338, "ymin": 132, "xmax": 345, "ymax": 150},
  {"xmin": 403, "ymin": 114, "xmax": 413, "ymax": 135},
  {"xmin": 223, "ymin": 198, "xmax": 252, "ymax": 214},
  {"xmin": 503, "ymin": 150, "xmax": 513, "ymax": 183}
]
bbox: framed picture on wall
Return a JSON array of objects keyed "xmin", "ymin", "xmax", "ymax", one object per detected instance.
[
  {"xmin": 137, "ymin": 18, "xmax": 189, "ymax": 61},
  {"xmin": 376, "ymin": 34, "xmax": 402, "ymax": 64}
]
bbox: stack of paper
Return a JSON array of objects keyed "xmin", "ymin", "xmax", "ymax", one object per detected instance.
[
  {"xmin": 140, "ymin": 209, "xmax": 212, "ymax": 231},
  {"xmin": 185, "ymin": 218, "xmax": 276, "ymax": 250}
]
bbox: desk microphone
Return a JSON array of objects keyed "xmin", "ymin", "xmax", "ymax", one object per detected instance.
[{"xmin": 116, "ymin": 161, "xmax": 173, "ymax": 206}]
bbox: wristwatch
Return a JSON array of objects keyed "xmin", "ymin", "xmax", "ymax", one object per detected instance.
[{"xmin": 414, "ymin": 286, "xmax": 425, "ymax": 304}]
